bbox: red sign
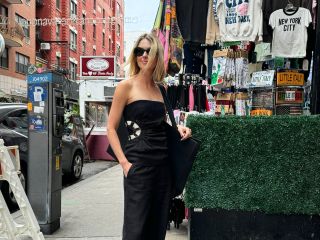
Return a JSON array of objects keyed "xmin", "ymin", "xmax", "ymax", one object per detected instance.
[{"xmin": 80, "ymin": 56, "xmax": 115, "ymax": 78}]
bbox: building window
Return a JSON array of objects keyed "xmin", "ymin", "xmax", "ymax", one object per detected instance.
[
  {"xmin": 56, "ymin": 0, "xmax": 60, "ymax": 9},
  {"xmin": 56, "ymin": 24, "xmax": 60, "ymax": 40},
  {"xmin": 0, "ymin": 4, "xmax": 8, "ymax": 16},
  {"xmin": 0, "ymin": 48, "xmax": 8, "ymax": 69},
  {"xmin": 102, "ymin": 32, "xmax": 105, "ymax": 48},
  {"xmin": 0, "ymin": 5, "xmax": 8, "ymax": 30},
  {"xmin": 117, "ymin": 24, "xmax": 120, "ymax": 37},
  {"xmin": 15, "ymin": 14, "xmax": 30, "ymax": 38},
  {"xmin": 15, "ymin": 52, "xmax": 29, "ymax": 74},
  {"xmin": 93, "ymin": 24, "xmax": 96, "ymax": 39},
  {"xmin": 116, "ymin": 44, "xmax": 120, "ymax": 58},
  {"xmin": 93, "ymin": 0, "xmax": 96, "ymax": 10},
  {"xmin": 69, "ymin": 62, "xmax": 77, "ymax": 80},
  {"xmin": 116, "ymin": 63, "xmax": 120, "ymax": 77},
  {"xmin": 109, "ymin": 38, "xmax": 112, "ymax": 52},
  {"xmin": 70, "ymin": 30, "xmax": 77, "ymax": 51},
  {"xmin": 70, "ymin": 0, "xmax": 77, "ymax": 17},
  {"xmin": 108, "ymin": 16, "xmax": 112, "ymax": 32},
  {"xmin": 85, "ymin": 102, "xmax": 108, "ymax": 128},
  {"xmin": 82, "ymin": 14, "xmax": 86, "ymax": 31},
  {"xmin": 93, "ymin": 49, "xmax": 96, "ymax": 56},
  {"xmin": 56, "ymin": 56, "xmax": 60, "ymax": 67},
  {"xmin": 116, "ymin": 2, "xmax": 121, "ymax": 17},
  {"xmin": 82, "ymin": 41, "xmax": 86, "ymax": 55},
  {"xmin": 102, "ymin": 9, "xmax": 105, "ymax": 27}
]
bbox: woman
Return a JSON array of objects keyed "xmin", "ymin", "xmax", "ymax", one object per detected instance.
[{"xmin": 107, "ymin": 33, "xmax": 192, "ymax": 240}]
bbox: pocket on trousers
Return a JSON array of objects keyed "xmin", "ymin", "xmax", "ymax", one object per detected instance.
[{"xmin": 125, "ymin": 163, "xmax": 135, "ymax": 179}]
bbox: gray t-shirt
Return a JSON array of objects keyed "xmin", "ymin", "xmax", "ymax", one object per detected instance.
[{"xmin": 269, "ymin": 7, "xmax": 312, "ymax": 58}]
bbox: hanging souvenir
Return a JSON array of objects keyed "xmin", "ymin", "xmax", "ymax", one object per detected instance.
[
  {"xmin": 153, "ymin": 0, "xmax": 166, "ymax": 46},
  {"xmin": 167, "ymin": 0, "xmax": 184, "ymax": 76},
  {"xmin": 153, "ymin": 0, "xmax": 184, "ymax": 76}
]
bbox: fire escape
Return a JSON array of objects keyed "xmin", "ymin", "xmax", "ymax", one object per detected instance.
[
  {"xmin": 59, "ymin": 0, "xmax": 69, "ymax": 74},
  {"xmin": 36, "ymin": 0, "xmax": 70, "ymax": 76}
]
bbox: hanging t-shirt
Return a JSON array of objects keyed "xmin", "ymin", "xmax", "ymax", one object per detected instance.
[
  {"xmin": 269, "ymin": 8, "xmax": 312, "ymax": 58},
  {"xmin": 216, "ymin": 0, "xmax": 263, "ymax": 42},
  {"xmin": 206, "ymin": 0, "xmax": 220, "ymax": 44},
  {"xmin": 176, "ymin": 0, "xmax": 209, "ymax": 43},
  {"xmin": 262, "ymin": 0, "xmax": 313, "ymax": 42},
  {"xmin": 254, "ymin": 42, "xmax": 272, "ymax": 62}
]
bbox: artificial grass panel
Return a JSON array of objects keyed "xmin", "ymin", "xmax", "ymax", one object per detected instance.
[{"xmin": 185, "ymin": 115, "xmax": 320, "ymax": 215}]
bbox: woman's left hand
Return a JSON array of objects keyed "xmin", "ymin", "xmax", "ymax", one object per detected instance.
[{"xmin": 177, "ymin": 125, "xmax": 192, "ymax": 141}]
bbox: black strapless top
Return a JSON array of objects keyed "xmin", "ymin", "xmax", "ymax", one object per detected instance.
[{"xmin": 123, "ymin": 100, "xmax": 168, "ymax": 166}]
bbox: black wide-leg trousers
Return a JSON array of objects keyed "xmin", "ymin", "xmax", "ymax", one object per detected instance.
[{"xmin": 122, "ymin": 164, "xmax": 172, "ymax": 240}]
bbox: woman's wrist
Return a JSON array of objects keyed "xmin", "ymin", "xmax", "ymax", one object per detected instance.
[{"xmin": 119, "ymin": 159, "xmax": 129, "ymax": 166}]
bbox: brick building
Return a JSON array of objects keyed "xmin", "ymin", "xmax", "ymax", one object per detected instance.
[
  {"xmin": 0, "ymin": 0, "xmax": 36, "ymax": 102},
  {"xmin": 36, "ymin": 0, "xmax": 124, "ymax": 80},
  {"xmin": 35, "ymin": 0, "xmax": 125, "ymax": 160}
]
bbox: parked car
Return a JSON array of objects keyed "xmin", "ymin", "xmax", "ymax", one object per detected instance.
[{"xmin": 0, "ymin": 103, "xmax": 84, "ymax": 208}]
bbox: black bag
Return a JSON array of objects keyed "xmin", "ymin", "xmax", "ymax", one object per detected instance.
[
  {"xmin": 106, "ymin": 117, "xmax": 128, "ymax": 161},
  {"xmin": 159, "ymin": 85, "xmax": 200, "ymax": 197}
]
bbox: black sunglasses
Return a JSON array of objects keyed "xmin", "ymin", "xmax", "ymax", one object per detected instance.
[{"xmin": 134, "ymin": 47, "xmax": 151, "ymax": 57}]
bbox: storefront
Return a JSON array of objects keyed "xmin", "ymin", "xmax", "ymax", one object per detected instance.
[
  {"xmin": 79, "ymin": 79, "xmax": 118, "ymax": 160},
  {"xmin": 78, "ymin": 56, "xmax": 121, "ymax": 160},
  {"xmin": 0, "ymin": 75, "xmax": 27, "ymax": 103}
]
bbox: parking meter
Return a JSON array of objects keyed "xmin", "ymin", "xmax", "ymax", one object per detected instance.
[{"xmin": 27, "ymin": 71, "xmax": 64, "ymax": 234}]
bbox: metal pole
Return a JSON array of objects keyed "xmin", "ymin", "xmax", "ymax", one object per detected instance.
[{"xmin": 311, "ymin": 3, "xmax": 320, "ymax": 114}]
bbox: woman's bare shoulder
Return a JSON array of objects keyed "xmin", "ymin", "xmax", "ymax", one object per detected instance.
[
  {"xmin": 115, "ymin": 79, "xmax": 132, "ymax": 94},
  {"xmin": 116, "ymin": 78, "xmax": 135, "ymax": 89}
]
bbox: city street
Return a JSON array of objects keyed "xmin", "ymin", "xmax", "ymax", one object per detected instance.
[
  {"xmin": 13, "ymin": 162, "xmax": 188, "ymax": 240},
  {"xmin": 62, "ymin": 160, "xmax": 118, "ymax": 188},
  {"xmin": 2, "ymin": 0, "xmax": 320, "ymax": 238}
]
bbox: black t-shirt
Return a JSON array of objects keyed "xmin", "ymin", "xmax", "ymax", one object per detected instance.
[{"xmin": 176, "ymin": 0, "xmax": 209, "ymax": 43}]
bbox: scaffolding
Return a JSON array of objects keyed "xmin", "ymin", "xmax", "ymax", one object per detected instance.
[{"xmin": 0, "ymin": 139, "xmax": 45, "ymax": 240}]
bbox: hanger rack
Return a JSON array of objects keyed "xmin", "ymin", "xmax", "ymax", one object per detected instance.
[{"xmin": 285, "ymin": 0, "xmax": 297, "ymax": 12}]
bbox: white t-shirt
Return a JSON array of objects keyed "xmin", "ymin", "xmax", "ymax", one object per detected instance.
[
  {"xmin": 269, "ymin": 8, "xmax": 312, "ymax": 58},
  {"xmin": 216, "ymin": 0, "xmax": 263, "ymax": 42}
]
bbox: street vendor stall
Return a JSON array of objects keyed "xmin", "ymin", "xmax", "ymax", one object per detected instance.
[{"xmin": 151, "ymin": 0, "xmax": 320, "ymax": 237}]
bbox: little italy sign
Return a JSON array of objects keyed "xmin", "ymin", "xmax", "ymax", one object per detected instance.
[{"xmin": 80, "ymin": 56, "xmax": 115, "ymax": 79}]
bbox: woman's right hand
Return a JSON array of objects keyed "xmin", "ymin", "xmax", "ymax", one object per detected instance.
[{"xmin": 121, "ymin": 161, "xmax": 133, "ymax": 177}]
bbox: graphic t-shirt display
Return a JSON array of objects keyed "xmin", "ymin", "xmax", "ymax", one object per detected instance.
[
  {"xmin": 269, "ymin": 8, "xmax": 312, "ymax": 58},
  {"xmin": 216, "ymin": 0, "xmax": 263, "ymax": 42},
  {"xmin": 262, "ymin": 0, "xmax": 313, "ymax": 42}
]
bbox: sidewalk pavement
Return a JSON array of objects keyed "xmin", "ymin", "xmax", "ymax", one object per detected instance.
[{"xmin": 14, "ymin": 164, "xmax": 188, "ymax": 240}]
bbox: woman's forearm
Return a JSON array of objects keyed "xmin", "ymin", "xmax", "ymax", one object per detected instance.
[{"xmin": 107, "ymin": 128, "xmax": 128, "ymax": 166}]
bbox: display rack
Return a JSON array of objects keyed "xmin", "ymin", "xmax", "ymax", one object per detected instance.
[{"xmin": 275, "ymin": 69, "xmax": 305, "ymax": 115}]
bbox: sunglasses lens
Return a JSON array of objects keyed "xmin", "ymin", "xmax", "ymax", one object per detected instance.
[
  {"xmin": 135, "ymin": 49, "xmax": 144, "ymax": 56},
  {"xmin": 134, "ymin": 47, "xmax": 151, "ymax": 56}
]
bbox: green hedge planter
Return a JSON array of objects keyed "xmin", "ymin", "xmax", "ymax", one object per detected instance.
[{"xmin": 185, "ymin": 115, "xmax": 320, "ymax": 215}]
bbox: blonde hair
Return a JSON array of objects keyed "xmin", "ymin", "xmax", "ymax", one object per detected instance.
[{"xmin": 127, "ymin": 33, "xmax": 166, "ymax": 83}]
